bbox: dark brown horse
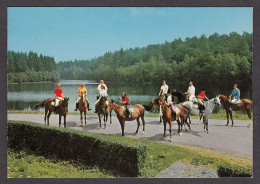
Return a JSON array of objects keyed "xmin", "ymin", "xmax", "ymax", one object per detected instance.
[
  {"xmin": 108, "ymin": 100, "xmax": 145, "ymax": 136},
  {"xmin": 159, "ymin": 98, "xmax": 188, "ymax": 142},
  {"xmin": 218, "ymin": 94, "xmax": 252, "ymax": 127},
  {"xmin": 77, "ymin": 94, "xmax": 87, "ymax": 127},
  {"xmin": 35, "ymin": 97, "xmax": 69, "ymax": 128},
  {"xmin": 96, "ymin": 96, "xmax": 112, "ymax": 129}
]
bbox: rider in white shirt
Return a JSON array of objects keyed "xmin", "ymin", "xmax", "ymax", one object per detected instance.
[
  {"xmin": 158, "ymin": 80, "xmax": 169, "ymax": 99},
  {"xmin": 185, "ymin": 81, "xmax": 195, "ymax": 101}
]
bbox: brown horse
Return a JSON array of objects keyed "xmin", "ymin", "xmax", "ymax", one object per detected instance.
[
  {"xmin": 159, "ymin": 98, "xmax": 188, "ymax": 142},
  {"xmin": 35, "ymin": 97, "xmax": 69, "ymax": 128},
  {"xmin": 96, "ymin": 96, "xmax": 112, "ymax": 129},
  {"xmin": 108, "ymin": 100, "xmax": 145, "ymax": 136},
  {"xmin": 77, "ymin": 94, "xmax": 87, "ymax": 127},
  {"xmin": 218, "ymin": 94, "xmax": 252, "ymax": 127}
]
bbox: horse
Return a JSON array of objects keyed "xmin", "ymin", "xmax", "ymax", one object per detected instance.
[
  {"xmin": 35, "ymin": 97, "xmax": 69, "ymax": 128},
  {"xmin": 181, "ymin": 96, "xmax": 221, "ymax": 133},
  {"xmin": 77, "ymin": 94, "xmax": 87, "ymax": 127},
  {"xmin": 96, "ymin": 96, "xmax": 112, "ymax": 129},
  {"xmin": 159, "ymin": 98, "xmax": 189, "ymax": 142},
  {"xmin": 172, "ymin": 89, "xmax": 203, "ymax": 125},
  {"xmin": 107, "ymin": 100, "xmax": 145, "ymax": 136},
  {"xmin": 148, "ymin": 95, "xmax": 165, "ymax": 123},
  {"xmin": 218, "ymin": 94, "xmax": 252, "ymax": 127}
]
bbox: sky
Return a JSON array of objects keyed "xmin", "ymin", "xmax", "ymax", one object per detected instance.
[{"xmin": 8, "ymin": 7, "xmax": 253, "ymax": 62}]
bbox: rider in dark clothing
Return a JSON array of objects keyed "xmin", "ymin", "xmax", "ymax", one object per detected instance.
[{"xmin": 119, "ymin": 92, "xmax": 130, "ymax": 117}]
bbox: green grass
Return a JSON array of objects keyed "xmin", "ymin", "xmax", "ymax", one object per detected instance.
[
  {"xmin": 8, "ymin": 123, "xmax": 252, "ymax": 177},
  {"xmin": 8, "ymin": 149, "xmax": 113, "ymax": 178},
  {"xmin": 8, "ymin": 109, "xmax": 251, "ymax": 120}
]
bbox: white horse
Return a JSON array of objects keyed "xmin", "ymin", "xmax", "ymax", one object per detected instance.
[{"xmin": 181, "ymin": 96, "xmax": 221, "ymax": 133}]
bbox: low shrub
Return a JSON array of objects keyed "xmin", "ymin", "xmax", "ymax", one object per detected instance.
[
  {"xmin": 8, "ymin": 121, "xmax": 147, "ymax": 176},
  {"xmin": 217, "ymin": 163, "xmax": 252, "ymax": 177}
]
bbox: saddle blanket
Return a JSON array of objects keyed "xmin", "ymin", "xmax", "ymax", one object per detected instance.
[
  {"xmin": 233, "ymin": 100, "xmax": 241, "ymax": 104},
  {"xmin": 175, "ymin": 107, "xmax": 180, "ymax": 114}
]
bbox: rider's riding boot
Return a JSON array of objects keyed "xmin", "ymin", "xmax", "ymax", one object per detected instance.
[
  {"xmin": 87, "ymin": 102, "xmax": 92, "ymax": 111},
  {"xmin": 94, "ymin": 106, "xmax": 97, "ymax": 113},
  {"xmin": 74, "ymin": 103, "xmax": 78, "ymax": 111}
]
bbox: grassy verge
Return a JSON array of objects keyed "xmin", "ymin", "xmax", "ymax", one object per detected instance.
[
  {"xmin": 8, "ymin": 121, "xmax": 252, "ymax": 178},
  {"xmin": 8, "ymin": 149, "xmax": 113, "ymax": 178},
  {"xmin": 8, "ymin": 109, "xmax": 251, "ymax": 120}
]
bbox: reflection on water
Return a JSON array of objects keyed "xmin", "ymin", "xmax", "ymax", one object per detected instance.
[{"xmin": 8, "ymin": 80, "xmax": 252, "ymax": 113}]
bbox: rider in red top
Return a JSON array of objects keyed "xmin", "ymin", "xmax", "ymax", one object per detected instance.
[
  {"xmin": 54, "ymin": 83, "xmax": 64, "ymax": 113},
  {"xmin": 197, "ymin": 88, "xmax": 208, "ymax": 113},
  {"xmin": 119, "ymin": 92, "xmax": 130, "ymax": 117}
]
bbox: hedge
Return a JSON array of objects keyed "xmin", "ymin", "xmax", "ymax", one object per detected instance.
[
  {"xmin": 8, "ymin": 121, "xmax": 147, "ymax": 177},
  {"xmin": 217, "ymin": 163, "xmax": 253, "ymax": 177}
]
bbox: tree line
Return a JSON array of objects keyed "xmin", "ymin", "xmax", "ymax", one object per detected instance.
[
  {"xmin": 8, "ymin": 51, "xmax": 60, "ymax": 83},
  {"xmin": 58, "ymin": 32, "xmax": 252, "ymax": 87}
]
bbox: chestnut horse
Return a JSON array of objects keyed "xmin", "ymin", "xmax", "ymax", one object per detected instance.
[
  {"xmin": 96, "ymin": 96, "xmax": 112, "ymax": 129},
  {"xmin": 35, "ymin": 97, "xmax": 69, "ymax": 128},
  {"xmin": 108, "ymin": 100, "xmax": 145, "ymax": 136},
  {"xmin": 159, "ymin": 98, "xmax": 188, "ymax": 142},
  {"xmin": 218, "ymin": 94, "xmax": 252, "ymax": 127},
  {"xmin": 78, "ymin": 94, "xmax": 87, "ymax": 127}
]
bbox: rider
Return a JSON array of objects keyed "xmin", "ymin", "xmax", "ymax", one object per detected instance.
[
  {"xmin": 95, "ymin": 84, "xmax": 108, "ymax": 112},
  {"xmin": 54, "ymin": 83, "xmax": 64, "ymax": 114},
  {"xmin": 166, "ymin": 89, "xmax": 176, "ymax": 120},
  {"xmin": 158, "ymin": 80, "xmax": 169, "ymax": 99},
  {"xmin": 229, "ymin": 84, "xmax": 240, "ymax": 110},
  {"xmin": 119, "ymin": 92, "xmax": 130, "ymax": 117},
  {"xmin": 97, "ymin": 80, "xmax": 108, "ymax": 100},
  {"xmin": 197, "ymin": 88, "xmax": 209, "ymax": 113},
  {"xmin": 74, "ymin": 83, "xmax": 91, "ymax": 111},
  {"xmin": 185, "ymin": 81, "xmax": 195, "ymax": 101}
]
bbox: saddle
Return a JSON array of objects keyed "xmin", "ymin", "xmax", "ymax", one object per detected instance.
[{"xmin": 233, "ymin": 100, "xmax": 242, "ymax": 104}]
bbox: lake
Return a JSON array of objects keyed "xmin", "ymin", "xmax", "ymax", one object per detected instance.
[{"xmin": 8, "ymin": 80, "xmax": 252, "ymax": 113}]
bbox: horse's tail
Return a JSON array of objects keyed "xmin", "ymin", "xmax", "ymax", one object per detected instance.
[
  {"xmin": 143, "ymin": 104, "xmax": 152, "ymax": 111},
  {"xmin": 35, "ymin": 100, "xmax": 46, "ymax": 110}
]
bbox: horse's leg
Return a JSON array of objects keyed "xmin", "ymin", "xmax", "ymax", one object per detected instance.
[
  {"xmin": 230, "ymin": 110, "xmax": 234, "ymax": 126},
  {"xmin": 198, "ymin": 113, "xmax": 202, "ymax": 125},
  {"xmin": 180, "ymin": 117, "xmax": 184, "ymax": 135},
  {"xmin": 121, "ymin": 120, "xmax": 125, "ymax": 136},
  {"xmin": 110, "ymin": 110, "xmax": 112, "ymax": 125},
  {"xmin": 169, "ymin": 121, "xmax": 173, "ymax": 142},
  {"xmin": 84, "ymin": 110, "xmax": 87, "ymax": 127},
  {"xmin": 159, "ymin": 105, "xmax": 162, "ymax": 124},
  {"xmin": 44, "ymin": 108, "xmax": 47, "ymax": 125},
  {"xmin": 141, "ymin": 115, "xmax": 145, "ymax": 134},
  {"xmin": 225, "ymin": 110, "xmax": 229, "ymax": 126},
  {"xmin": 246, "ymin": 109, "xmax": 252, "ymax": 128},
  {"xmin": 161, "ymin": 121, "xmax": 166, "ymax": 140},
  {"xmin": 59, "ymin": 114, "xmax": 61, "ymax": 127},
  {"xmin": 98, "ymin": 113, "xmax": 101, "ymax": 129},
  {"xmin": 47, "ymin": 111, "xmax": 51, "ymax": 126},
  {"xmin": 205, "ymin": 117, "xmax": 209, "ymax": 133},
  {"xmin": 80, "ymin": 111, "xmax": 83, "ymax": 126},
  {"xmin": 177, "ymin": 119, "xmax": 181, "ymax": 135},
  {"xmin": 203, "ymin": 116, "xmax": 206, "ymax": 132},
  {"xmin": 64, "ymin": 115, "xmax": 66, "ymax": 128},
  {"xmin": 186, "ymin": 116, "xmax": 191, "ymax": 130},
  {"xmin": 135, "ymin": 117, "xmax": 140, "ymax": 136},
  {"xmin": 104, "ymin": 113, "xmax": 108, "ymax": 129}
]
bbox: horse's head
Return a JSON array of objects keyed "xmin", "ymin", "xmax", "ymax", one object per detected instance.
[
  {"xmin": 107, "ymin": 99, "xmax": 115, "ymax": 111},
  {"xmin": 213, "ymin": 96, "xmax": 221, "ymax": 107},
  {"xmin": 61, "ymin": 97, "xmax": 69, "ymax": 113}
]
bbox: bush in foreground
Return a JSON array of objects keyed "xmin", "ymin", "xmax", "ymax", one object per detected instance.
[{"xmin": 8, "ymin": 121, "xmax": 147, "ymax": 177}]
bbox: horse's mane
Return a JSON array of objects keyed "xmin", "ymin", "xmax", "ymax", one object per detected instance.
[{"xmin": 218, "ymin": 94, "xmax": 229, "ymax": 102}]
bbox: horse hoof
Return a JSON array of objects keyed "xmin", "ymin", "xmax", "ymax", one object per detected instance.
[
  {"xmin": 247, "ymin": 125, "xmax": 251, "ymax": 128},
  {"xmin": 185, "ymin": 129, "xmax": 188, "ymax": 131},
  {"xmin": 204, "ymin": 129, "xmax": 206, "ymax": 132},
  {"xmin": 169, "ymin": 138, "xmax": 173, "ymax": 142},
  {"xmin": 179, "ymin": 132, "xmax": 183, "ymax": 136},
  {"xmin": 225, "ymin": 124, "xmax": 228, "ymax": 126},
  {"xmin": 142, "ymin": 131, "xmax": 144, "ymax": 135},
  {"xmin": 161, "ymin": 137, "xmax": 165, "ymax": 140},
  {"xmin": 207, "ymin": 131, "xmax": 210, "ymax": 134}
]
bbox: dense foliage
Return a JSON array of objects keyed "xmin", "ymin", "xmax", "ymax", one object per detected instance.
[
  {"xmin": 58, "ymin": 32, "xmax": 252, "ymax": 86},
  {"xmin": 8, "ymin": 51, "xmax": 60, "ymax": 83},
  {"xmin": 8, "ymin": 121, "xmax": 147, "ymax": 177}
]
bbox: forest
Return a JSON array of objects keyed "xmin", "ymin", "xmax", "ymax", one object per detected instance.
[
  {"xmin": 57, "ymin": 32, "xmax": 252, "ymax": 87},
  {"xmin": 8, "ymin": 51, "xmax": 60, "ymax": 83}
]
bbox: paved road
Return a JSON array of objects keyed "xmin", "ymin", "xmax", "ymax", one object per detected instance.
[{"xmin": 8, "ymin": 113, "xmax": 253, "ymax": 160}]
